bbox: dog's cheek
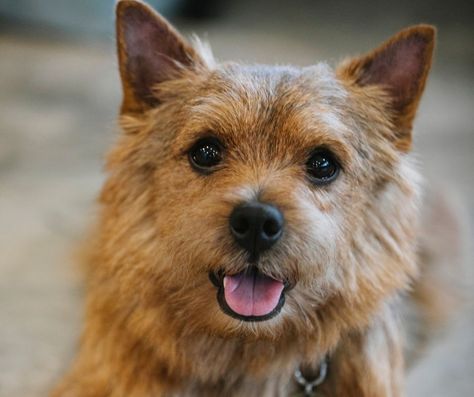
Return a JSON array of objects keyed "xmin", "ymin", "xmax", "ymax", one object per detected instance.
[
  {"xmin": 151, "ymin": 168, "xmax": 236, "ymax": 274},
  {"xmin": 283, "ymin": 184, "xmax": 349, "ymax": 292}
]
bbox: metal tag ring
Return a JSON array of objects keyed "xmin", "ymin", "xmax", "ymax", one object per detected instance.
[{"xmin": 294, "ymin": 358, "xmax": 328, "ymax": 396}]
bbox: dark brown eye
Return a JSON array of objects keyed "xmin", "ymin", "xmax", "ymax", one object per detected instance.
[
  {"xmin": 189, "ymin": 138, "xmax": 223, "ymax": 172},
  {"xmin": 306, "ymin": 149, "xmax": 340, "ymax": 184}
]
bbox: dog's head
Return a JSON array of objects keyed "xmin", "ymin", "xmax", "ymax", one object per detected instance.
[{"xmin": 104, "ymin": 0, "xmax": 434, "ymax": 347}]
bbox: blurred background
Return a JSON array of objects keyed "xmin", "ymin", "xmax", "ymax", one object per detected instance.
[{"xmin": 0, "ymin": 1, "xmax": 473, "ymax": 396}]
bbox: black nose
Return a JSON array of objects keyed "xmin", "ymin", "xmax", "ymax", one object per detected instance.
[{"xmin": 229, "ymin": 202, "xmax": 284, "ymax": 261}]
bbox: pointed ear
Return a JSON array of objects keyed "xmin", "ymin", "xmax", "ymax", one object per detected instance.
[
  {"xmin": 116, "ymin": 0, "xmax": 205, "ymax": 114},
  {"xmin": 337, "ymin": 25, "xmax": 435, "ymax": 151}
]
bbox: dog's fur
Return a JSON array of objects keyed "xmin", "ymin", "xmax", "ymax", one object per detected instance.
[{"xmin": 51, "ymin": 1, "xmax": 445, "ymax": 396}]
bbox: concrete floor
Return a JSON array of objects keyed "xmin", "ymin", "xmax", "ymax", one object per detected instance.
[{"xmin": 0, "ymin": 3, "xmax": 473, "ymax": 396}]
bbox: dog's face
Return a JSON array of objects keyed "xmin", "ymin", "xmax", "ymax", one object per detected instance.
[{"xmin": 107, "ymin": 1, "xmax": 434, "ymax": 347}]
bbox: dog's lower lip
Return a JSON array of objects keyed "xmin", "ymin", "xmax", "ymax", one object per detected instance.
[{"xmin": 209, "ymin": 267, "xmax": 292, "ymax": 322}]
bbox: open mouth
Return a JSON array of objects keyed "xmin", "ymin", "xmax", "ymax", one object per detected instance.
[{"xmin": 209, "ymin": 266, "xmax": 289, "ymax": 322}]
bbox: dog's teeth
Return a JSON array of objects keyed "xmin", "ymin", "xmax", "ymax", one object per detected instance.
[{"xmin": 223, "ymin": 277, "xmax": 228, "ymax": 289}]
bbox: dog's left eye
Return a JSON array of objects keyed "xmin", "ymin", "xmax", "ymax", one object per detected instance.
[
  {"xmin": 306, "ymin": 149, "xmax": 340, "ymax": 184},
  {"xmin": 189, "ymin": 138, "xmax": 223, "ymax": 172}
]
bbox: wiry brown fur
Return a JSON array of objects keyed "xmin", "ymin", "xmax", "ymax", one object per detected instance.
[{"xmin": 51, "ymin": 1, "xmax": 442, "ymax": 396}]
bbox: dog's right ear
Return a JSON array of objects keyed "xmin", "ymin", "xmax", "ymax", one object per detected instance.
[
  {"xmin": 337, "ymin": 25, "xmax": 435, "ymax": 152},
  {"xmin": 116, "ymin": 0, "xmax": 205, "ymax": 114}
]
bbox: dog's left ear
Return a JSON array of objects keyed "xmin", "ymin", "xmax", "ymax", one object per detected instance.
[
  {"xmin": 337, "ymin": 25, "xmax": 435, "ymax": 151},
  {"xmin": 116, "ymin": 0, "xmax": 206, "ymax": 114}
]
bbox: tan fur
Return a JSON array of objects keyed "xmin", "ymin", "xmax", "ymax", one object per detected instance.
[{"xmin": 51, "ymin": 1, "xmax": 440, "ymax": 396}]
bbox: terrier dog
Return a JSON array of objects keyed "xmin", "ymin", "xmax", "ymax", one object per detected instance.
[{"xmin": 51, "ymin": 1, "xmax": 444, "ymax": 395}]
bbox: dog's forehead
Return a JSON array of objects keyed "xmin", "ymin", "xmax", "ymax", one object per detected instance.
[
  {"xmin": 215, "ymin": 62, "xmax": 345, "ymax": 98},
  {"xmin": 189, "ymin": 62, "xmax": 350, "ymax": 142}
]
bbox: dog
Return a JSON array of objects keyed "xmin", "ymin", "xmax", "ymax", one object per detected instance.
[{"xmin": 50, "ymin": 1, "xmax": 449, "ymax": 395}]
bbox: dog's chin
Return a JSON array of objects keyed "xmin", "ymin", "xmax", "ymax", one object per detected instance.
[{"xmin": 209, "ymin": 266, "xmax": 293, "ymax": 322}]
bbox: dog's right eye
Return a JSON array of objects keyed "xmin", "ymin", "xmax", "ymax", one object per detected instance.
[
  {"xmin": 306, "ymin": 149, "xmax": 340, "ymax": 185},
  {"xmin": 188, "ymin": 138, "xmax": 223, "ymax": 173}
]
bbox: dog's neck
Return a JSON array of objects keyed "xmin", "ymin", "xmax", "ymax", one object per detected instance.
[{"xmin": 96, "ymin": 312, "xmax": 324, "ymax": 396}]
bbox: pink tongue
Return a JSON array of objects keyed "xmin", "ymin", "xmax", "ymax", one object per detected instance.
[{"xmin": 223, "ymin": 271, "xmax": 284, "ymax": 317}]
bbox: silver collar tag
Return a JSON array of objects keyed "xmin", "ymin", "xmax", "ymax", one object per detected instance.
[{"xmin": 293, "ymin": 358, "xmax": 328, "ymax": 397}]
